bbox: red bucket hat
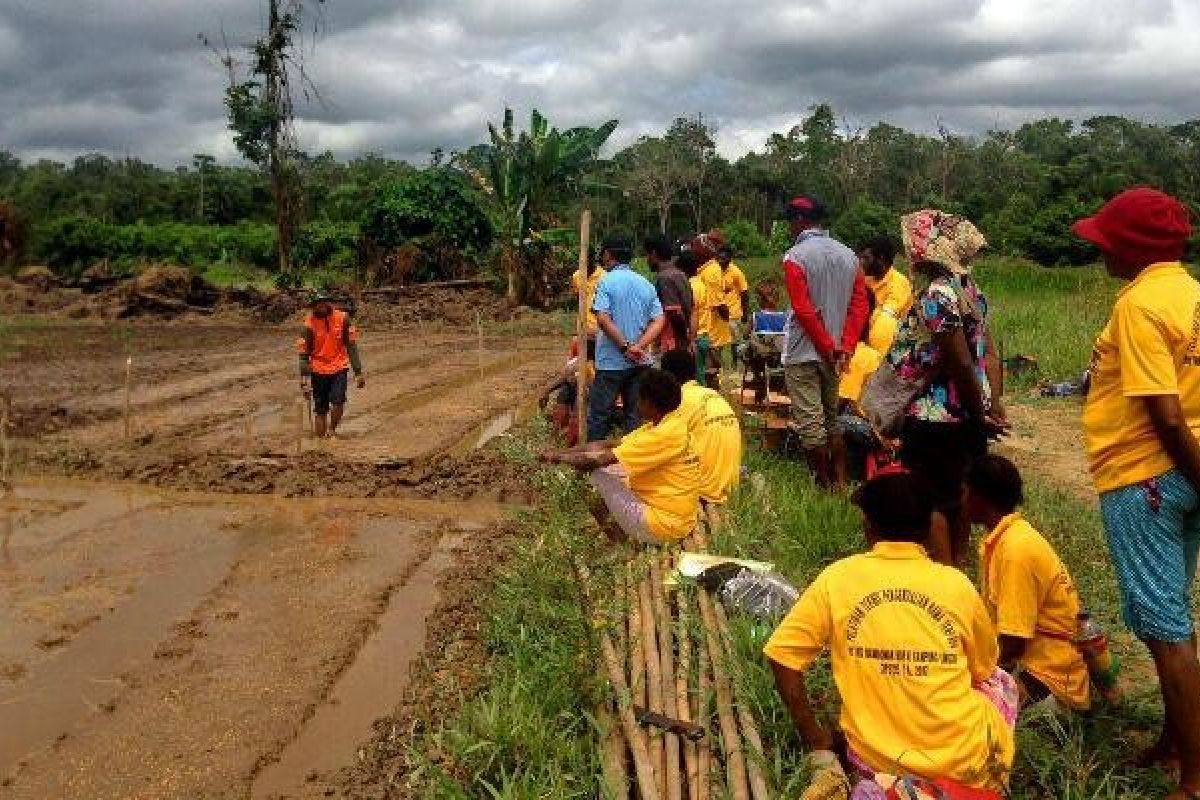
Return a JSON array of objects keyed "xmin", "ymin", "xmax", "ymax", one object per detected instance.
[{"xmin": 1072, "ymin": 187, "xmax": 1191, "ymax": 266}]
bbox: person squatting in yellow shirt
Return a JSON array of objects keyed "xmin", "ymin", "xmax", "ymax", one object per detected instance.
[
  {"xmin": 764, "ymin": 470, "xmax": 1017, "ymax": 800},
  {"xmin": 965, "ymin": 455, "xmax": 1091, "ymax": 712},
  {"xmin": 840, "ymin": 236, "xmax": 914, "ymax": 405},
  {"xmin": 660, "ymin": 349, "xmax": 743, "ymax": 506},
  {"xmin": 539, "ymin": 368, "xmax": 701, "ymax": 544}
]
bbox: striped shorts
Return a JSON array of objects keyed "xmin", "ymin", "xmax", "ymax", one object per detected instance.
[{"xmin": 1099, "ymin": 468, "xmax": 1200, "ymax": 643}]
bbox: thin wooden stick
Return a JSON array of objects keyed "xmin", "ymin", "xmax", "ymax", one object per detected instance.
[
  {"xmin": 712, "ymin": 601, "xmax": 770, "ymax": 800},
  {"xmin": 0, "ymin": 392, "xmax": 10, "ymax": 490},
  {"xmin": 652, "ymin": 557, "xmax": 682, "ymax": 800},
  {"xmin": 574, "ymin": 558, "xmax": 661, "ymax": 800},
  {"xmin": 628, "ymin": 563, "xmax": 646, "ymax": 719},
  {"xmin": 244, "ymin": 405, "xmax": 256, "ymax": 456},
  {"xmin": 123, "ymin": 355, "xmax": 133, "ymax": 440},
  {"xmin": 698, "ymin": 592, "xmax": 750, "ymax": 800},
  {"xmin": 575, "ymin": 209, "xmax": 592, "ymax": 444},
  {"xmin": 295, "ymin": 398, "xmax": 304, "ymax": 456},
  {"xmin": 639, "ymin": 570, "xmax": 665, "ymax": 798}
]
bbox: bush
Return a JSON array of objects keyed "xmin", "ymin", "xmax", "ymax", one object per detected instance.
[
  {"xmin": 361, "ymin": 169, "xmax": 493, "ymax": 255},
  {"xmin": 722, "ymin": 219, "xmax": 771, "ymax": 257},
  {"xmin": 832, "ymin": 198, "xmax": 896, "ymax": 252},
  {"xmin": 294, "ymin": 221, "xmax": 359, "ymax": 270}
]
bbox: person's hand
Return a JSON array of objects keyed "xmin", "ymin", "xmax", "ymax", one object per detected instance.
[
  {"xmin": 538, "ymin": 449, "xmax": 560, "ymax": 464},
  {"xmin": 356, "ymin": 374, "xmax": 367, "ymax": 390},
  {"xmin": 300, "ymin": 379, "xmax": 311, "ymax": 398},
  {"xmin": 829, "ymin": 348, "xmax": 850, "ymax": 376},
  {"xmin": 981, "ymin": 413, "xmax": 1011, "ymax": 439},
  {"xmin": 800, "ymin": 750, "xmax": 849, "ymax": 800},
  {"xmin": 626, "ymin": 343, "xmax": 648, "ymax": 363}
]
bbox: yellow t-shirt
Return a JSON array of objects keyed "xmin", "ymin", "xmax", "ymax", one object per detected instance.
[
  {"xmin": 612, "ymin": 411, "xmax": 701, "ymax": 541},
  {"xmin": 868, "ymin": 268, "xmax": 914, "ymax": 322},
  {"xmin": 678, "ymin": 381, "xmax": 742, "ymax": 504},
  {"xmin": 1083, "ymin": 263, "xmax": 1200, "ymax": 492},
  {"xmin": 839, "ymin": 343, "xmax": 884, "ymax": 404},
  {"xmin": 764, "ymin": 542, "xmax": 1014, "ymax": 791},
  {"xmin": 690, "ymin": 276, "xmax": 712, "ymax": 337},
  {"xmin": 571, "ymin": 267, "xmax": 607, "ymax": 334},
  {"xmin": 724, "ymin": 263, "xmax": 751, "ymax": 321},
  {"xmin": 700, "ymin": 259, "xmax": 732, "ymax": 347},
  {"xmin": 979, "ymin": 513, "xmax": 1090, "ymax": 711}
]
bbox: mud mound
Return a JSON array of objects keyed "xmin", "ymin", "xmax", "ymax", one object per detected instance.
[
  {"xmin": 8, "ymin": 404, "xmax": 107, "ymax": 437},
  {"xmin": 133, "ymin": 265, "xmax": 196, "ymax": 299},
  {"xmin": 356, "ymin": 287, "xmax": 513, "ymax": 328},
  {"xmin": 14, "ymin": 266, "xmax": 59, "ymax": 292}
]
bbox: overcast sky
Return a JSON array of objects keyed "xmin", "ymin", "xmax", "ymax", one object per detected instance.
[{"xmin": 2, "ymin": 0, "xmax": 1198, "ymax": 167}]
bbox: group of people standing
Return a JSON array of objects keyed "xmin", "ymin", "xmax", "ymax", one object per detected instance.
[{"xmin": 541, "ymin": 186, "xmax": 1200, "ymax": 800}]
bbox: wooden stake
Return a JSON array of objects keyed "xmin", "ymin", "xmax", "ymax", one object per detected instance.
[
  {"xmin": 698, "ymin": 592, "xmax": 750, "ymax": 800},
  {"xmin": 477, "ymin": 310, "xmax": 484, "ymax": 370},
  {"xmin": 598, "ymin": 704, "xmax": 630, "ymax": 799},
  {"xmin": 628, "ymin": 564, "xmax": 647, "ymax": 741},
  {"xmin": 244, "ymin": 405, "xmax": 256, "ymax": 456},
  {"xmin": 0, "ymin": 392, "xmax": 10, "ymax": 490},
  {"xmin": 295, "ymin": 398, "xmax": 304, "ymax": 456},
  {"xmin": 123, "ymin": 355, "xmax": 133, "ymax": 441},
  {"xmin": 575, "ymin": 209, "xmax": 592, "ymax": 444},
  {"xmin": 713, "ymin": 601, "xmax": 771, "ymax": 800},
  {"xmin": 695, "ymin": 610, "xmax": 712, "ymax": 800},
  {"xmin": 652, "ymin": 557, "xmax": 682, "ymax": 800},
  {"xmin": 639, "ymin": 571, "xmax": 665, "ymax": 797}
]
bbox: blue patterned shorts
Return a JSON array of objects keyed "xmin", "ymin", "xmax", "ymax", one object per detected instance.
[{"xmin": 1100, "ymin": 469, "xmax": 1200, "ymax": 643}]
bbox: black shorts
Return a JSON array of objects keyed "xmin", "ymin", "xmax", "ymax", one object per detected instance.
[
  {"xmin": 311, "ymin": 370, "xmax": 349, "ymax": 414},
  {"xmin": 899, "ymin": 418, "xmax": 989, "ymax": 510}
]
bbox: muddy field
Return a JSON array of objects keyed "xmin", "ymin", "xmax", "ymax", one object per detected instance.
[{"xmin": 0, "ymin": 307, "xmax": 564, "ymax": 798}]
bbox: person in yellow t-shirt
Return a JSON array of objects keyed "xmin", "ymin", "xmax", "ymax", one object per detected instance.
[
  {"xmin": 965, "ymin": 455, "xmax": 1091, "ymax": 712},
  {"xmin": 661, "ymin": 349, "xmax": 742, "ymax": 505},
  {"xmin": 571, "ymin": 260, "xmax": 607, "ymax": 337},
  {"xmin": 679, "ymin": 250, "xmax": 714, "ymax": 386},
  {"xmin": 690, "ymin": 231, "xmax": 729, "ymax": 384},
  {"xmin": 1072, "ymin": 188, "xmax": 1200, "ymax": 798},
  {"xmin": 540, "ymin": 368, "xmax": 700, "ymax": 544},
  {"xmin": 765, "ymin": 471, "xmax": 1016, "ymax": 799},
  {"xmin": 840, "ymin": 236, "xmax": 913, "ymax": 404},
  {"xmin": 719, "ymin": 245, "xmax": 751, "ymax": 342}
]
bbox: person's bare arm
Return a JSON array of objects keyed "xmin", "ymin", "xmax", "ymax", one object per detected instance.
[
  {"xmin": 998, "ymin": 634, "xmax": 1028, "ymax": 672},
  {"xmin": 769, "ymin": 660, "xmax": 834, "ymax": 751},
  {"xmin": 936, "ymin": 328, "xmax": 991, "ymax": 426},
  {"xmin": 596, "ymin": 312, "xmax": 626, "ymax": 349},
  {"xmin": 1147, "ymin": 394, "xmax": 1200, "ymax": 491},
  {"xmin": 540, "ymin": 442, "xmax": 617, "ymax": 472}
]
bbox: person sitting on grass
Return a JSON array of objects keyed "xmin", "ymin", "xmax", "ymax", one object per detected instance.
[
  {"xmin": 765, "ymin": 470, "xmax": 1016, "ymax": 800},
  {"xmin": 540, "ymin": 368, "xmax": 701, "ymax": 545},
  {"xmin": 660, "ymin": 348, "xmax": 743, "ymax": 506},
  {"xmin": 965, "ymin": 455, "xmax": 1092, "ymax": 713}
]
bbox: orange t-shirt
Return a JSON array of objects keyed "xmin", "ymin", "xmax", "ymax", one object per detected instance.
[{"xmin": 298, "ymin": 309, "xmax": 358, "ymax": 375}]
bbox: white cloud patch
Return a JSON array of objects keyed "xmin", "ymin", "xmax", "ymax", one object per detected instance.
[{"xmin": 1, "ymin": 0, "xmax": 1198, "ymax": 167}]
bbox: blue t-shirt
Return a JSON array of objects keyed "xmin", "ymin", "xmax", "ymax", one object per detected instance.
[{"xmin": 592, "ymin": 264, "xmax": 663, "ymax": 370}]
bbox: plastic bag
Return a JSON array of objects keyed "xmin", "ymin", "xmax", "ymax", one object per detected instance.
[{"xmin": 718, "ymin": 568, "xmax": 800, "ymax": 620}]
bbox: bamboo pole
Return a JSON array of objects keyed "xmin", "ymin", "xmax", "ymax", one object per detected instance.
[
  {"xmin": 674, "ymin": 572, "xmax": 701, "ymax": 800},
  {"xmin": 575, "ymin": 210, "xmax": 592, "ymax": 444},
  {"xmin": 574, "ymin": 558, "xmax": 661, "ymax": 800},
  {"xmin": 698, "ymin": 592, "xmax": 750, "ymax": 800},
  {"xmin": 712, "ymin": 601, "xmax": 770, "ymax": 800},
  {"xmin": 123, "ymin": 355, "xmax": 133, "ymax": 441},
  {"xmin": 639, "ymin": 571, "xmax": 666, "ymax": 797},
  {"xmin": 651, "ymin": 557, "xmax": 682, "ymax": 800},
  {"xmin": 695, "ymin": 609, "xmax": 712, "ymax": 800}
]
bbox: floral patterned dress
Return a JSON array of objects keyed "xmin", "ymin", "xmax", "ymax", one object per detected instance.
[{"xmin": 885, "ymin": 274, "xmax": 992, "ymax": 423}]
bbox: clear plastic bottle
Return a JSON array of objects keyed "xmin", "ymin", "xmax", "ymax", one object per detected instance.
[{"xmin": 1075, "ymin": 611, "xmax": 1122, "ymax": 703}]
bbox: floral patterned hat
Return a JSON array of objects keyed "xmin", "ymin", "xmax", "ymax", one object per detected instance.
[{"xmin": 901, "ymin": 210, "xmax": 987, "ymax": 275}]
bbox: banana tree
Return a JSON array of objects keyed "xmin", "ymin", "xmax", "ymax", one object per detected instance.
[{"xmin": 468, "ymin": 108, "xmax": 618, "ymax": 304}]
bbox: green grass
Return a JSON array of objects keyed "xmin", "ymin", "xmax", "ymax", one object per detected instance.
[{"xmin": 198, "ymin": 261, "xmax": 275, "ymax": 290}]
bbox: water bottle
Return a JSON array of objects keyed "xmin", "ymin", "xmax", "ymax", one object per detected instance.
[{"xmin": 1075, "ymin": 611, "xmax": 1122, "ymax": 703}]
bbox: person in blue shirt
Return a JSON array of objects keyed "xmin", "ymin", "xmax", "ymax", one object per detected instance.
[{"xmin": 588, "ymin": 236, "xmax": 665, "ymax": 441}]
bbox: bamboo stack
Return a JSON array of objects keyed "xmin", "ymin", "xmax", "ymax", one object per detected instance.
[{"xmin": 582, "ymin": 529, "xmax": 771, "ymax": 800}]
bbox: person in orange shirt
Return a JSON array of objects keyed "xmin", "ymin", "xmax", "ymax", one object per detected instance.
[
  {"xmin": 297, "ymin": 293, "xmax": 365, "ymax": 438},
  {"xmin": 765, "ymin": 470, "xmax": 1016, "ymax": 800},
  {"xmin": 965, "ymin": 455, "xmax": 1091, "ymax": 712},
  {"xmin": 1073, "ymin": 188, "xmax": 1200, "ymax": 799}
]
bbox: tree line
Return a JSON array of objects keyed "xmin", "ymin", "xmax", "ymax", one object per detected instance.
[{"xmin": 2, "ymin": 105, "xmax": 1198, "ymax": 296}]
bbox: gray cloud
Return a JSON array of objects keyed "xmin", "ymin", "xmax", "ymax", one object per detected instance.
[{"xmin": 1, "ymin": 0, "xmax": 1197, "ymax": 167}]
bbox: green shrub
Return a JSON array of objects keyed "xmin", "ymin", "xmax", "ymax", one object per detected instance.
[
  {"xmin": 294, "ymin": 221, "xmax": 359, "ymax": 269},
  {"xmin": 832, "ymin": 198, "xmax": 895, "ymax": 251},
  {"xmin": 362, "ymin": 169, "xmax": 493, "ymax": 254},
  {"xmin": 723, "ymin": 219, "xmax": 771, "ymax": 257}
]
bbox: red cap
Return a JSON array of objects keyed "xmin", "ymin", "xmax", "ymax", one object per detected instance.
[{"xmin": 1073, "ymin": 187, "xmax": 1191, "ymax": 267}]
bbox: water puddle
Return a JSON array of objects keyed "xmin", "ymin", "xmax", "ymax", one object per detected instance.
[{"xmin": 250, "ymin": 532, "xmax": 465, "ymax": 799}]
